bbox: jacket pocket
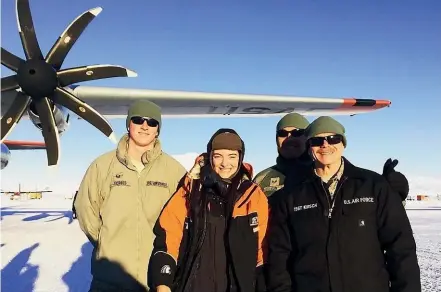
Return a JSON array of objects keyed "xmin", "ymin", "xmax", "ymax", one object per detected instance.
[{"xmin": 341, "ymin": 198, "xmax": 377, "ymax": 232}]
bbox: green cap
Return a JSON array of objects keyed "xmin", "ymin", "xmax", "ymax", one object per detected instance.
[
  {"xmin": 126, "ymin": 100, "xmax": 162, "ymax": 132},
  {"xmin": 305, "ymin": 116, "xmax": 347, "ymax": 147},
  {"xmin": 276, "ymin": 113, "xmax": 310, "ymax": 131}
]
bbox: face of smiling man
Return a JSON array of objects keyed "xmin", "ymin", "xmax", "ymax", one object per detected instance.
[
  {"xmin": 128, "ymin": 116, "xmax": 159, "ymax": 149},
  {"xmin": 309, "ymin": 132, "xmax": 345, "ymax": 166}
]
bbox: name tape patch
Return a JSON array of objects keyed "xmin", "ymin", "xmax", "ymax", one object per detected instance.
[
  {"xmin": 111, "ymin": 180, "xmax": 130, "ymax": 187},
  {"xmin": 146, "ymin": 181, "xmax": 169, "ymax": 188},
  {"xmin": 293, "ymin": 203, "xmax": 318, "ymax": 212}
]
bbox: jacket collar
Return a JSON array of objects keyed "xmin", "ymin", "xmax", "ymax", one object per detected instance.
[
  {"xmin": 340, "ymin": 157, "xmax": 366, "ymax": 179},
  {"xmin": 116, "ymin": 134, "xmax": 162, "ymax": 169}
]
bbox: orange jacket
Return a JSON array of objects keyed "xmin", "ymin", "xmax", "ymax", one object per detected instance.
[{"xmin": 148, "ymin": 163, "xmax": 268, "ymax": 292}]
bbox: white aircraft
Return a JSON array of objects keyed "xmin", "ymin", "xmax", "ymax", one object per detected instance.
[{"xmin": 1, "ymin": 0, "xmax": 391, "ymax": 168}]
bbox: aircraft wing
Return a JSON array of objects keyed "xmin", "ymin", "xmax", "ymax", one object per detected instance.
[
  {"xmin": 1, "ymin": 86, "xmax": 391, "ymax": 119},
  {"xmin": 71, "ymin": 86, "xmax": 391, "ymax": 117},
  {"xmin": 3, "ymin": 140, "xmax": 46, "ymax": 150},
  {"xmin": 0, "ymin": 0, "xmax": 392, "ymax": 169}
]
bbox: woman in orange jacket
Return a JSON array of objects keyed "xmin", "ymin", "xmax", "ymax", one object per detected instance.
[{"xmin": 148, "ymin": 128, "xmax": 269, "ymax": 292}]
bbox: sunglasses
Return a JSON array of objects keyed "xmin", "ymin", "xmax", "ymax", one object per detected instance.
[
  {"xmin": 131, "ymin": 116, "xmax": 159, "ymax": 127},
  {"xmin": 308, "ymin": 135, "xmax": 343, "ymax": 147},
  {"xmin": 277, "ymin": 128, "xmax": 305, "ymax": 138}
]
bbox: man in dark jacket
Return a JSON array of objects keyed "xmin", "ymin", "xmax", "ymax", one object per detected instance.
[
  {"xmin": 266, "ymin": 116, "xmax": 421, "ymax": 292},
  {"xmin": 253, "ymin": 113, "xmax": 311, "ymax": 198},
  {"xmin": 254, "ymin": 113, "xmax": 410, "ymax": 207}
]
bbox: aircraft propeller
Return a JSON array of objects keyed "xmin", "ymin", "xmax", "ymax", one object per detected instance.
[{"xmin": 1, "ymin": 0, "xmax": 137, "ymax": 167}]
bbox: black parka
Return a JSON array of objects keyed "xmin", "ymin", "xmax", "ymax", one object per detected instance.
[{"xmin": 265, "ymin": 157, "xmax": 421, "ymax": 292}]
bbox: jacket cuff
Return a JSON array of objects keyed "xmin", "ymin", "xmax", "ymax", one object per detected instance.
[{"xmin": 149, "ymin": 251, "xmax": 177, "ymax": 288}]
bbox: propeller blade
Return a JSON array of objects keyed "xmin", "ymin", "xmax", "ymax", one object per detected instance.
[
  {"xmin": 16, "ymin": 0, "xmax": 43, "ymax": 60},
  {"xmin": 58, "ymin": 65, "xmax": 137, "ymax": 86},
  {"xmin": 45, "ymin": 7, "xmax": 103, "ymax": 70},
  {"xmin": 1, "ymin": 75, "xmax": 19, "ymax": 92},
  {"xmin": 53, "ymin": 87, "xmax": 116, "ymax": 142},
  {"xmin": 33, "ymin": 97, "xmax": 60, "ymax": 166},
  {"xmin": 0, "ymin": 92, "xmax": 31, "ymax": 141},
  {"xmin": 1, "ymin": 48, "xmax": 25, "ymax": 72}
]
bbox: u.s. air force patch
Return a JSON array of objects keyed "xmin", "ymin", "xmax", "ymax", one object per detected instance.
[{"xmin": 343, "ymin": 197, "xmax": 375, "ymax": 205}]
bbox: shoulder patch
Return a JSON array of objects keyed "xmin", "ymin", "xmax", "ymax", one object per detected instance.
[
  {"xmin": 270, "ymin": 177, "xmax": 280, "ymax": 187},
  {"xmin": 160, "ymin": 265, "xmax": 171, "ymax": 274}
]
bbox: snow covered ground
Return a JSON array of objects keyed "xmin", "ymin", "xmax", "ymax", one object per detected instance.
[
  {"xmin": 407, "ymin": 208, "xmax": 441, "ymax": 292},
  {"xmin": 1, "ymin": 194, "xmax": 440, "ymax": 291}
]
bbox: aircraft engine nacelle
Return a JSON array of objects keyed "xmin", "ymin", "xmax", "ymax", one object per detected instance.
[
  {"xmin": 27, "ymin": 102, "xmax": 70, "ymax": 135},
  {"xmin": 1, "ymin": 143, "xmax": 11, "ymax": 170}
]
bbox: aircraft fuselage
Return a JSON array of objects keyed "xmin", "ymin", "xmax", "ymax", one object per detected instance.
[{"xmin": 1, "ymin": 143, "xmax": 11, "ymax": 170}]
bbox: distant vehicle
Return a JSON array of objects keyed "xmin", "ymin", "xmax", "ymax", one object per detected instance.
[
  {"xmin": 1, "ymin": 183, "xmax": 51, "ymax": 200},
  {"xmin": 28, "ymin": 192, "xmax": 42, "ymax": 200}
]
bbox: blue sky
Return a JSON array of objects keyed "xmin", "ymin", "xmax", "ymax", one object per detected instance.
[{"xmin": 1, "ymin": 0, "xmax": 440, "ymax": 195}]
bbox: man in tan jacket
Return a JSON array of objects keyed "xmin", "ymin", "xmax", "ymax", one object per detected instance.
[{"xmin": 74, "ymin": 100, "xmax": 186, "ymax": 291}]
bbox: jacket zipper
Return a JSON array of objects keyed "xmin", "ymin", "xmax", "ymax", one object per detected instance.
[
  {"xmin": 322, "ymin": 177, "xmax": 347, "ymax": 219},
  {"xmin": 135, "ymin": 163, "xmax": 147, "ymax": 282},
  {"xmin": 323, "ymin": 176, "xmax": 347, "ymax": 291},
  {"xmin": 321, "ymin": 183, "xmax": 332, "ymax": 218},
  {"xmin": 136, "ymin": 162, "xmax": 153, "ymax": 282}
]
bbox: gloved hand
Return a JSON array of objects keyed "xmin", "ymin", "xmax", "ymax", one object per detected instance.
[
  {"xmin": 382, "ymin": 158, "xmax": 409, "ymax": 201},
  {"xmin": 188, "ymin": 153, "xmax": 208, "ymax": 179}
]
